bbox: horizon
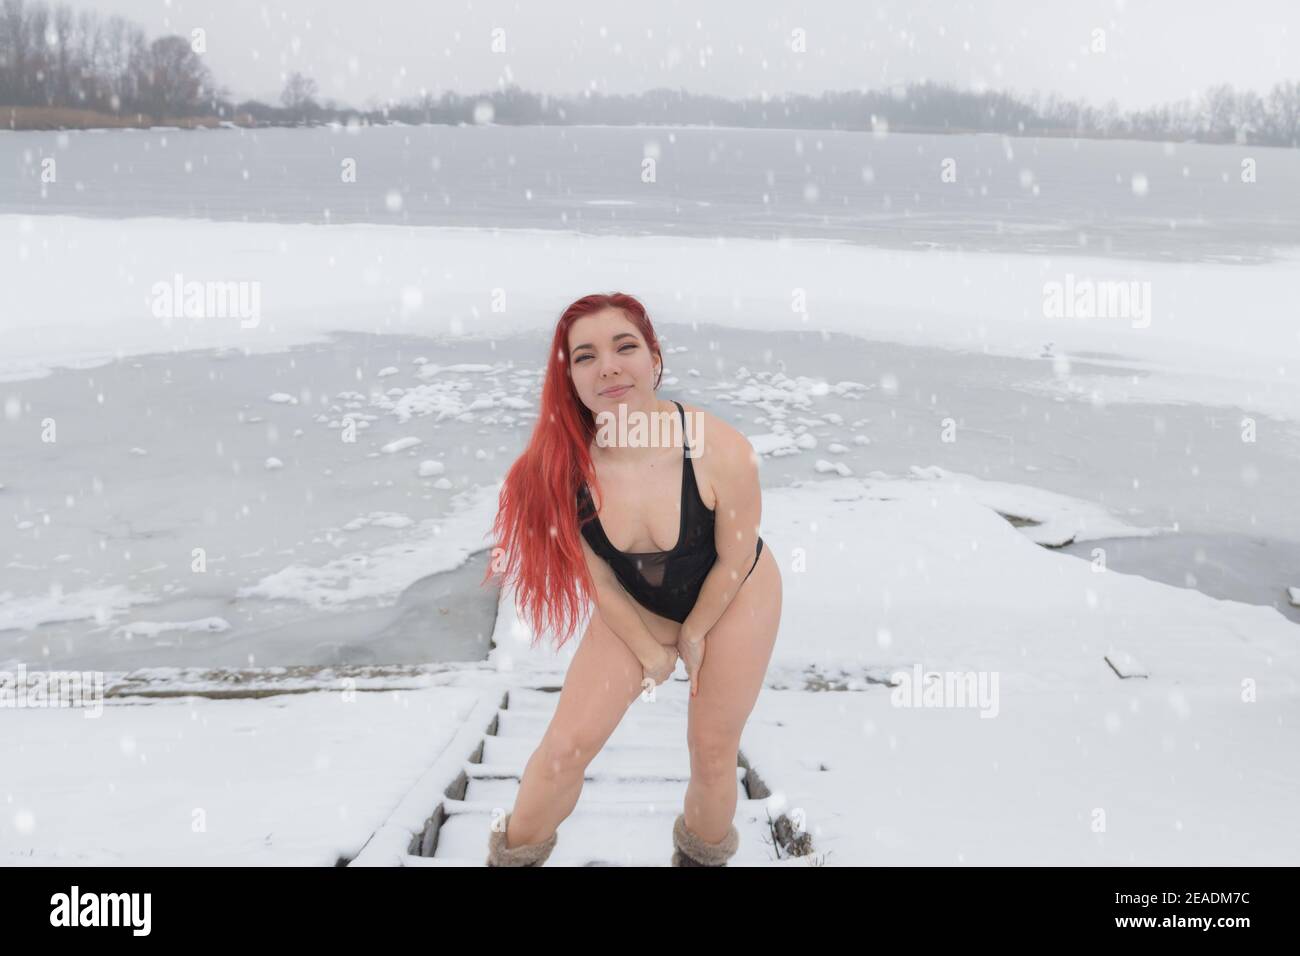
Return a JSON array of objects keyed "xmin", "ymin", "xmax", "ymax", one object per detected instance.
[{"xmin": 59, "ymin": 0, "xmax": 1300, "ymax": 112}]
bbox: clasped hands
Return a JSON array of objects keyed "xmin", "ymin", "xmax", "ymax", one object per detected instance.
[{"xmin": 641, "ymin": 624, "xmax": 707, "ymax": 698}]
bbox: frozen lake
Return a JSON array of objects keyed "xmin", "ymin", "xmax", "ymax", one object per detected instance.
[
  {"xmin": 4, "ymin": 323, "xmax": 1299, "ymax": 670},
  {"xmin": 3, "ymin": 124, "xmax": 1299, "ymax": 261},
  {"xmin": 2, "ymin": 125, "xmax": 1298, "ymax": 670}
]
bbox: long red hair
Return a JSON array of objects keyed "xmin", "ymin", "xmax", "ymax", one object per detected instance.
[{"xmin": 482, "ymin": 293, "xmax": 665, "ymax": 652}]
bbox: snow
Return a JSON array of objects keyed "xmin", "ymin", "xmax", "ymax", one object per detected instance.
[
  {"xmin": 113, "ymin": 618, "xmax": 232, "ymax": 639},
  {"xmin": 3, "ymin": 131, "xmax": 1298, "ymax": 866},
  {"xmin": 340, "ymin": 511, "xmax": 414, "ymax": 531},
  {"xmin": 0, "ymin": 585, "xmax": 157, "ymax": 633},
  {"xmin": 905, "ymin": 465, "xmax": 1159, "ymax": 546},
  {"xmin": 5, "ymin": 471, "xmax": 1298, "ymax": 865},
  {"xmin": 232, "ymin": 484, "xmax": 497, "ymax": 610},
  {"xmin": 379, "ymin": 436, "xmax": 422, "ymax": 454},
  {"xmin": 3, "ymin": 215, "xmax": 1298, "ymax": 422},
  {"xmin": 0, "ymin": 678, "xmax": 483, "ymax": 865},
  {"xmin": 750, "ymin": 432, "xmax": 802, "ymax": 456}
]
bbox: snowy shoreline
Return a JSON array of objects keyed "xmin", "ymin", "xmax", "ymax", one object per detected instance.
[
  {"xmin": 4, "ymin": 473, "xmax": 1298, "ymax": 865},
  {"xmin": 4, "ymin": 318, "xmax": 1300, "ymax": 656},
  {"xmin": 4, "ymin": 214, "xmax": 1299, "ymax": 420}
]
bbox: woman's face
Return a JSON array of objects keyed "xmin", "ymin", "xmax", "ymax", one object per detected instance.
[{"xmin": 565, "ymin": 308, "xmax": 660, "ymax": 414}]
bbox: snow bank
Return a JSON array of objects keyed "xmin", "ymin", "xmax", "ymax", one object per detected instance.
[{"xmin": 4, "ymin": 215, "xmax": 1297, "ymax": 419}]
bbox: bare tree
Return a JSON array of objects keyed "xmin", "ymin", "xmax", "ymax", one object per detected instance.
[
  {"xmin": 1201, "ymin": 83, "xmax": 1237, "ymax": 141},
  {"xmin": 48, "ymin": 1, "xmax": 72, "ymax": 104},
  {"xmin": 103, "ymin": 15, "xmax": 145, "ymax": 111},
  {"xmin": 0, "ymin": 0, "xmax": 30, "ymax": 105},
  {"xmin": 26, "ymin": 1, "xmax": 49, "ymax": 103},
  {"xmin": 280, "ymin": 70, "xmax": 318, "ymax": 121},
  {"xmin": 1234, "ymin": 89, "xmax": 1265, "ymax": 141},
  {"xmin": 1267, "ymin": 80, "xmax": 1300, "ymax": 146},
  {"xmin": 73, "ymin": 8, "xmax": 103, "ymax": 106},
  {"xmin": 137, "ymin": 33, "xmax": 212, "ymax": 121}
]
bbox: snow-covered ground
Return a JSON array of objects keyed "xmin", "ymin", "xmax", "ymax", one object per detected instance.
[{"xmin": 4, "ymin": 472, "xmax": 1297, "ymax": 865}]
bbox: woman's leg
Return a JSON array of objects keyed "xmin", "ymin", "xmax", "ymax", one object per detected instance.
[
  {"xmin": 505, "ymin": 609, "xmax": 652, "ymax": 848},
  {"xmin": 683, "ymin": 546, "xmax": 783, "ymax": 844}
]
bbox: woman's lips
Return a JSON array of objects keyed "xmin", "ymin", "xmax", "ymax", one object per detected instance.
[{"xmin": 601, "ymin": 385, "xmax": 631, "ymax": 397}]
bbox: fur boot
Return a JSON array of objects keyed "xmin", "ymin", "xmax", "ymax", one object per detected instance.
[
  {"xmin": 486, "ymin": 812, "xmax": 557, "ymax": 867},
  {"xmin": 671, "ymin": 812, "xmax": 739, "ymax": 866}
]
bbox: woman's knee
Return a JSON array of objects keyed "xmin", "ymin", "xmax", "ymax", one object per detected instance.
[
  {"xmin": 686, "ymin": 732, "xmax": 740, "ymax": 783},
  {"xmin": 535, "ymin": 728, "xmax": 603, "ymax": 779},
  {"xmin": 536, "ymin": 622, "xmax": 637, "ymax": 775}
]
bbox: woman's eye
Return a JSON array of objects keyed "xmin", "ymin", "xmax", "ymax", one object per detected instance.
[{"xmin": 575, "ymin": 344, "xmax": 636, "ymax": 363}]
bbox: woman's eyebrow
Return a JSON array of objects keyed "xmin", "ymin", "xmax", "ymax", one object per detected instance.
[{"xmin": 570, "ymin": 332, "xmax": 637, "ymax": 354}]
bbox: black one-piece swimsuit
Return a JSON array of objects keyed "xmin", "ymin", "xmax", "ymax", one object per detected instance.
[{"xmin": 576, "ymin": 400, "xmax": 764, "ymax": 623}]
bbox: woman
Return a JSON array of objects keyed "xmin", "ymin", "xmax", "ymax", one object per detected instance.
[{"xmin": 480, "ymin": 292, "xmax": 783, "ymax": 867}]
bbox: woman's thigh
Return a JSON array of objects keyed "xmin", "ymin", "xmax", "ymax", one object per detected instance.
[
  {"xmin": 687, "ymin": 546, "xmax": 783, "ymax": 746},
  {"xmin": 540, "ymin": 610, "xmax": 651, "ymax": 767},
  {"xmin": 625, "ymin": 598, "xmax": 683, "ymax": 647}
]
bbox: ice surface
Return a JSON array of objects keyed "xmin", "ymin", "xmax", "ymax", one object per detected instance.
[{"xmin": 3, "ymin": 126, "xmax": 1298, "ymax": 865}]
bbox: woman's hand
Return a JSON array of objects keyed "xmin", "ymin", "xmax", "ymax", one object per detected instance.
[
  {"xmin": 641, "ymin": 643, "xmax": 680, "ymax": 687},
  {"xmin": 676, "ymin": 631, "xmax": 706, "ymax": 698}
]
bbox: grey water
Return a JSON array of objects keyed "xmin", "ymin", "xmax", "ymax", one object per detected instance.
[
  {"xmin": 4, "ymin": 321, "xmax": 1298, "ymax": 673},
  {"xmin": 3, "ymin": 124, "xmax": 1299, "ymax": 262}
]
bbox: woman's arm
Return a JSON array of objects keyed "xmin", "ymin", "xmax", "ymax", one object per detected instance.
[
  {"xmin": 580, "ymin": 536, "xmax": 668, "ymax": 668},
  {"xmin": 679, "ymin": 423, "xmax": 763, "ymax": 646}
]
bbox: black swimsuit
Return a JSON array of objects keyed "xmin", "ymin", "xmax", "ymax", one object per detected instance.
[{"xmin": 576, "ymin": 400, "xmax": 764, "ymax": 623}]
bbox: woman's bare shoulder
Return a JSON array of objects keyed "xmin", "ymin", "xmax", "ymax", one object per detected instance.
[
  {"xmin": 675, "ymin": 402, "xmax": 749, "ymax": 456},
  {"xmin": 674, "ymin": 401, "xmax": 753, "ymax": 510}
]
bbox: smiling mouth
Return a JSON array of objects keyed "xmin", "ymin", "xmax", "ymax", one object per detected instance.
[{"xmin": 601, "ymin": 385, "xmax": 631, "ymax": 395}]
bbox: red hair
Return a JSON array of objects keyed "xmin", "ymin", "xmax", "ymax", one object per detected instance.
[{"xmin": 482, "ymin": 293, "xmax": 665, "ymax": 652}]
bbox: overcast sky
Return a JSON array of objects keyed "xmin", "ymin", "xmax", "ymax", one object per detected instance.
[{"xmin": 71, "ymin": 0, "xmax": 1298, "ymax": 110}]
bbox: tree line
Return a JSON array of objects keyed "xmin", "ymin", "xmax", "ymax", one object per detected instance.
[
  {"xmin": 2, "ymin": 0, "xmax": 1297, "ymax": 146},
  {"xmin": 409, "ymin": 81, "xmax": 1300, "ymax": 147},
  {"xmin": 0, "ymin": 0, "xmax": 217, "ymax": 121}
]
